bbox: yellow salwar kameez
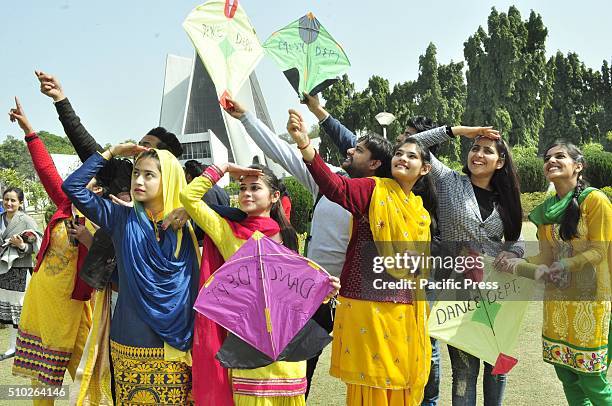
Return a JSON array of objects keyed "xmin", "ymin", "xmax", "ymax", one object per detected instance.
[
  {"xmin": 331, "ymin": 296, "xmax": 431, "ymax": 405},
  {"xmin": 530, "ymin": 191, "xmax": 611, "ymax": 372},
  {"xmin": 182, "ymin": 173, "xmax": 307, "ymax": 406},
  {"xmin": 529, "ymin": 190, "xmax": 612, "ymax": 403},
  {"xmin": 13, "ymin": 221, "xmax": 92, "ymax": 393},
  {"xmin": 70, "ymin": 287, "xmax": 113, "ymax": 405}
]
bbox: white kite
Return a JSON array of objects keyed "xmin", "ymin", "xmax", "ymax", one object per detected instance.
[{"xmin": 183, "ymin": 0, "xmax": 263, "ymax": 108}]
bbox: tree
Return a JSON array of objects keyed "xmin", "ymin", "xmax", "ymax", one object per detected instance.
[
  {"xmin": 364, "ymin": 76, "xmax": 391, "ymax": 135},
  {"xmin": 437, "ymin": 60, "xmax": 466, "ymax": 160},
  {"xmin": 463, "ymin": 7, "xmax": 550, "ymax": 155},
  {"xmin": 388, "ymin": 80, "xmax": 418, "ymax": 139},
  {"xmin": 321, "ymin": 74, "xmax": 358, "ymax": 165},
  {"xmin": 414, "ymin": 43, "xmax": 448, "ymax": 124},
  {"xmin": 600, "ymin": 60, "xmax": 612, "ymax": 144},
  {"xmin": 540, "ymin": 52, "xmax": 585, "ymax": 150},
  {"xmin": 38, "ymin": 131, "xmax": 76, "ymax": 154},
  {"xmin": 0, "ymin": 136, "xmax": 35, "ymax": 180}
]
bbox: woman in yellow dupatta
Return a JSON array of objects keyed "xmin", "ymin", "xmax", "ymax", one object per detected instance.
[{"xmin": 287, "ymin": 110, "xmax": 435, "ymax": 406}]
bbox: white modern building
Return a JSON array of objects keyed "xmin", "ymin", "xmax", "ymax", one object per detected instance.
[{"xmin": 159, "ymin": 54, "xmax": 288, "ymax": 184}]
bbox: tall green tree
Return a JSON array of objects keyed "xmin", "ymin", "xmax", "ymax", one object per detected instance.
[
  {"xmin": 358, "ymin": 75, "xmax": 391, "ymax": 135},
  {"xmin": 438, "ymin": 60, "xmax": 466, "ymax": 160},
  {"xmin": 387, "ymin": 80, "xmax": 418, "ymax": 138},
  {"xmin": 414, "ymin": 43, "xmax": 448, "ymax": 124},
  {"xmin": 463, "ymin": 7, "xmax": 550, "ymax": 154},
  {"xmin": 541, "ymin": 52, "xmax": 587, "ymax": 150},
  {"xmin": 321, "ymin": 74, "xmax": 356, "ymax": 165}
]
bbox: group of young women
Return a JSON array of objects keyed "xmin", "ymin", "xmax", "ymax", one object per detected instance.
[{"xmin": 2, "ymin": 81, "xmax": 610, "ymax": 406}]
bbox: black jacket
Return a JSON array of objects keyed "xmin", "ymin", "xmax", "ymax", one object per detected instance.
[
  {"xmin": 55, "ymin": 98, "xmax": 132, "ymax": 195},
  {"xmin": 54, "ymin": 98, "xmax": 238, "ymax": 288}
]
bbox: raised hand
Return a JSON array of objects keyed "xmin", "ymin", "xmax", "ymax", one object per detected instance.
[
  {"xmin": 35, "ymin": 71, "xmax": 66, "ymax": 102},
  {"xmin": 300, "ymin": 92, "xmax": 328, "ymax": 121},
  {"xmin": 218, "ymin": 162, "xmax": 263, "ymax": 180},
  {"xmin": 162, "ymin": 207, "xmax": 191, "ymax": 231},
  {"xmin": 286, "ymin": 109, "xmax": 309, "ymax": 147},
  {"xmin": 454, "ymin": 126, "xmax": 501, "ymax": 140},
  {"xmin": 301, "ymin": 92, "xmax": 320, "ymax": 111},
  {"xmin": 8, "ymin": 97, "xmax": 34, "ymax": 135},
  {"xmin": 222, "ymin": 96, "xmax": 246, "ymax": 119},
  {"xmin": 109, "ymin": 194, "xmax": 134, "ymax": 207},
  {"xmin": 108, "ymin": 143, "xmax": 150, "ymax": 158}
]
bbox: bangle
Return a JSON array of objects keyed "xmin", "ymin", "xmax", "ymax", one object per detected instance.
[
  {"xmin": 298, "ymin": 140, "xmax": 311, "ymax": 150},
  {"xmin": 445, "ymin": 126, "xmax": 454, "ymax": 137},
  {"xmin": 107, "ymin": 148, "xmax": 115, "ymax": 159},
  {"xmin": 210, "ymin": 164, "xmax": 224, "ymax": 177}
]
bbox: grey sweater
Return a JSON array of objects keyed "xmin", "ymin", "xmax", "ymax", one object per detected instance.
[{"xmin": 0, "ymin": 211, "xmax": 40, "ymax": 269}]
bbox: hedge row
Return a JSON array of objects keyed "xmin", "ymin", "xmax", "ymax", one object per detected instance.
[{"xmin": 583, "ymin": 149, "xmax": 612, "ymax": 189}]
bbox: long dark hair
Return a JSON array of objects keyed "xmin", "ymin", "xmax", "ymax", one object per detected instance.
[
  {"xmin": 3, "ymin": 187, "xmax": 25, "ymax": 211},
  {"xmin": 249, "ymin": 164, "xmax": 298, "ymax": 252},
  {"xmin": 545, "ymin": 141, "xmax": 587, "ymax": 241},
  {"xmin": 394, "ymin": 137, "xmax": 439, "ymax": 231},
  {"xmin": 462, "ymin": 138, "xmax": 522, "ymax": 241}
]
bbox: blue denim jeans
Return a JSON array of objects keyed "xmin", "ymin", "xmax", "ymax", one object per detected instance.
[
  {"xmin": 447, "ymin": 346, "xmax": 506, "ymax": 406},
  {"xmin": 422, "ymin": 287, "xmax": 441, "ymax": 406},
  {"xmin": 421, "ymin": 337, "xmax": 441, "ymax": 406}
]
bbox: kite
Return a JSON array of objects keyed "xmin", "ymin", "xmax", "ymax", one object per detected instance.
[
  {"xmin": 193, "ymin": 231, "xmax": 334, "ymax": 365},
  {"xmin": 428, "ymin": 256, "xmax": 535, "ymax": 374},
  {"xmin": 183, "ymin": 0, "xmax": 263, "ymax": 108},
  {"xmin": 263, "ymin": 12, "xmax": 351, "ymax": 98}
]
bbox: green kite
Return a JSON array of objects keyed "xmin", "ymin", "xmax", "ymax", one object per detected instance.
[
  {"xmin": 263, "ymin": 12, "xmax": 351, "ymax": 98},
  {"xmin": 183, "ymin": 0, "xmax": 263, "ymax": 108},
  {"xmin": 428, "ymin": 256, "xmax": 535, "ymax": 374}
]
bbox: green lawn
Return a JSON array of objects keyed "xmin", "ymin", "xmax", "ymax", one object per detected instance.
[
  {"xmin": 0, "ymin": 305, "xmax": 583, "ymax": 405},
  {"xmin": 1, "ymin": 222, "xmax": 608, "ymax": 405}
]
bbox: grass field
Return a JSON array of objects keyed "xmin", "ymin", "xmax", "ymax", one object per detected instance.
[{"xmin": 0, "ymin": 222, "xmax": 608, "ymax": 405}]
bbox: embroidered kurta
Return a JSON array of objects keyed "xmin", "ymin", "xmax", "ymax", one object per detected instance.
[
  {"xmin": 12, "ymin": 133, "xmax": 92, "ymax": 386},
  {"xmin": 13, "ymin": 222, "xmax": 92, "ymax": 386},
  {"xmin": 529, "ymin": 190, "xmax": 611, "ymax": 374}
]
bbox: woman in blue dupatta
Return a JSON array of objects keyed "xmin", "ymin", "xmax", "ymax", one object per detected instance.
[{"xmin": 62, "ymin": 143, "xmax": 200, "ymax": 405}]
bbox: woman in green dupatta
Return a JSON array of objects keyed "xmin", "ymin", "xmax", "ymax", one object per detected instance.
[{"xmin": 504, "ymin": 140, "xmax": 612, "ymax": 405}]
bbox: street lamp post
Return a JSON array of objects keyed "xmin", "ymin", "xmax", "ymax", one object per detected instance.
[{"xmin": 375, "ymin": 112, "xmax": 396, "ymax": 139}]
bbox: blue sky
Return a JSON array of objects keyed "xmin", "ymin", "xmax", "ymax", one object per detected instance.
[{"xmin": 2, "ymin": 0, "xmax": 610, "ymax": 145}]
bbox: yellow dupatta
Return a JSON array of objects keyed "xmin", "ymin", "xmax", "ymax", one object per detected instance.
[
  {"xmin": 367, "ymin": 177, "xmax": 433, "ymax": 396},
  {"xmin": 368, "ymin": 176, "xmax": 431, "ymax": 280}
]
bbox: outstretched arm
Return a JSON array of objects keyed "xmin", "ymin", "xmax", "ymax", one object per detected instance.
[
  {"xmin": 62, "ymin": 143, "xmax": 144, "ymax": 231},
  {"xmin": 9, "ymin": 97, "xmax": 70, "ymax": 207},
  {"xmin": 286, "ymin": 109, "xmax": 374, "ymax": 216},
  {"xmin": 37, "ymin": 71, "xmax": 131, "ymax": 196},
  {"xmin": 302, "ymin": 93, "xmax": 356, "ymax": 154},
  {"xmin": 37, "ymin": 71, "xmax": 103, "ymax": 161},
  {"xmin": 223, "ymin": 97, "xmax": 319, "ymax": 198}
]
